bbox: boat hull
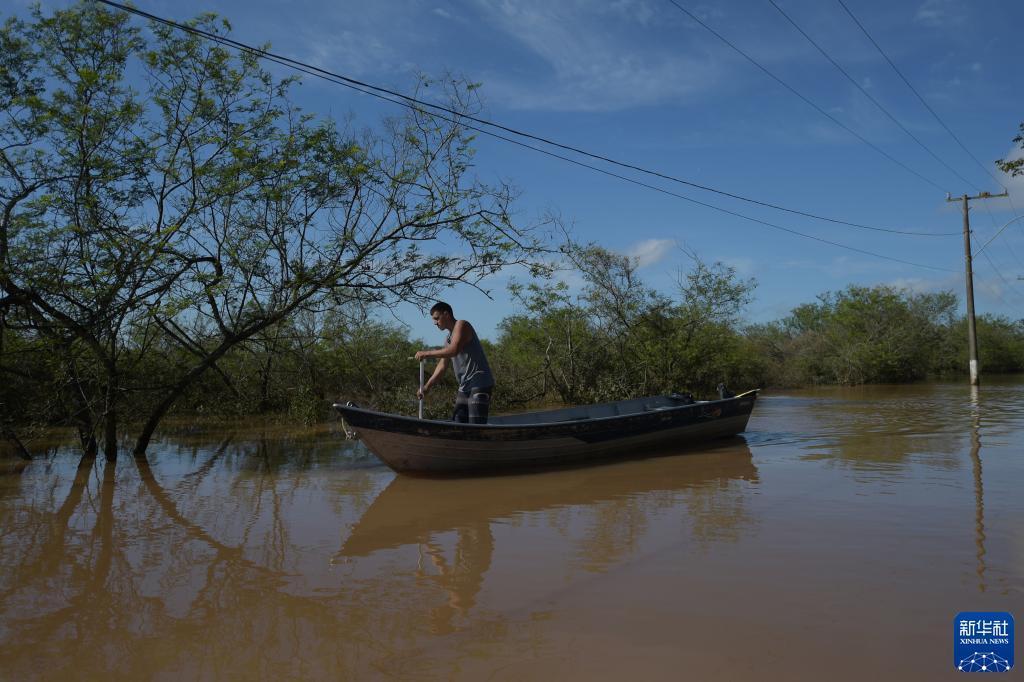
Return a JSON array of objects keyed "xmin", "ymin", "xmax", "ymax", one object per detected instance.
[{"xmin": 334, "ymin": 392, "xmax": 758, "ymax": 474}]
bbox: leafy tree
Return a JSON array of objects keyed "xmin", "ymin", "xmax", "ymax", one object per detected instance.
[
  {"xmin": 498, "ymin": 278, "xmax": 603, "ymax": 405},
  {"xmin": 493, "ymin": 243, "xmax": 757, "ymax": 404},
  {"xmin": 997, "ymin": 122, "xmax": 1024, "ymax": 177},
  {"xmin": 0, "ymin": 4, "xmax": 541, "ymax": 457},
  {"xmin": 751, "ymin": 285, "xmax": 958, "ymax": 385},
  {"xmin": 942, "ymin": 315, "xmax": 1024, "ymax": 374}
]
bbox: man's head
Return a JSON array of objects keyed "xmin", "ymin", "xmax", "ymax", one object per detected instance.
[{"xmin": 429, "ymin": 301, "xmax": 455, "ymax": 331}]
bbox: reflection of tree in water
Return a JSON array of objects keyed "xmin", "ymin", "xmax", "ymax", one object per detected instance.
[
  {"xmin": 569, "ymin": 497, "xmax": 653, "ymax": 573},
  {"xmin": 683, "ymin": 477, "xmax": 759, "ymax": 545},
  {"xmin": 544, "ymin": 450, "xmax": 761, "ymax": 572},
  {"xmin": 148, "ymin": 432, "xmax": 381, "ymax": 572},
  {"xmin": 0, "ymin": 451, "xmax": 101, "ymax": 606},
  {"xmin": 0, "ymin": 435, "xmax": 759, "ymax": 679},
  {"xmin": 0, "ymin": 454, "xmax": 144, "ymax": 677},
  {"xmin": 784, "ymin": 386, "xmax": 974, "ymax": 472},
  {"xmin": 0, "ymin": 430, "xmax": 538, "ymax": 678},
  {"xmin": 567, "ymin": 477, "xmax": 758, "ymax": 572},
  {"xmin": 0, "ymin": 439, "xmax": 379, "ymax": 679}
]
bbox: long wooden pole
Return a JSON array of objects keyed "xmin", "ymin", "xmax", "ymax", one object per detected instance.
[{"xmin": 418, "ymin": 360, "xmax": 424, "ymax": 419}]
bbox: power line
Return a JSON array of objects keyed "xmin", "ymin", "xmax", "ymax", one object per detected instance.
[
  {"xmin": 833, "ymin": 0, "xmax": 1024, "ymax": 272},
  {"xmin": 978, "ymin": 205, "xmax": 1024, "ymax": 271},
  {"xmin": 663, "ymin": 0, "xmax": 950, "ymax": 193},
  {"xmin": 975, "ymin": 258, "xmax": 1015, "ymax": 308},
  {"xmin": 470, "ymin": 127, "xmax": 958, "ymax": 272},
  {"xmin": 768, "ymin": 0, "xmax": 982, "ymax": 192},
  {"xmin": 834, "ymin": 0, "xmax": 1009, "ymax": 192},
  {"xmin": 1006, "ymin": 195, "xmax": 1024, "ymax": 266},
  {"xmin": 969, "ymin": 183, "xmax": 1024, "ymax": 274},
  {"xmin": 93, "ymin": 0, "xmax": 956, "ymax": 238},
  {"xmin": 244, "ymin": 55, "xmax": 965, "ymax": 272},
  {"xmin": 90, "ymin": 0, "xmax": 959, "ymax": 272},
  {"xmin": 979, "ymin": 251, "xmax": 1024, "ymax": 307},
  {"xmin": 991, "ymin": 195, "xmax": 1024, "ymax": 270},
  {"xmin": 832, "ymin": 0, "xmax": 1024, "ymax": 279},
  {"xmin": 826, "ymin": 0, "xmax": 1024, "ymax": 314},
  {"xmin": 974, "ymin": 215, "xmax": 1024, "ymax": 258}
]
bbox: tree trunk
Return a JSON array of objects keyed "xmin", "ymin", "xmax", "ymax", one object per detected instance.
[
  {"xmin": 259, "ymin": 352, "xmax": 274, "ymax": 411},
  {"xmin": 78, "ymin": 425, "xmax": 98, "ymax": 459},
  {"xmin": 1, "ymin": 426, "xmax": 32, "ymax": 461},
  {"xmin": 102, "ymin": 377, "xmax": 118, "ymax": 462},
  {"xmin": 133, "ymin": 343, "xmax": 234, "ymax": 456}
]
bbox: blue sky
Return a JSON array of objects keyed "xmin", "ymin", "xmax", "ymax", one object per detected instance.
[{"xmin": 10, "ymin": 0, "xmax": 1024, "ymax": 343}]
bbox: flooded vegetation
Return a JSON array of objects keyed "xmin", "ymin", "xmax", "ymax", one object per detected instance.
[
  {"xmin": 5, "ymin": 6, "xmax": 1024, "ymax": 464},
  {"xmin": 2, "ymin": 6, "xmax": 1024, "ymax": 679},
  {"xmin": 2, "ymin": 380, "xmax": 1023, "ymax": 680}
]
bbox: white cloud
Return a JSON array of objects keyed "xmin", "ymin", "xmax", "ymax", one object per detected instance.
[
  {"xmin": 291, "ymin": 1, "xmax": 442, "ymax": 78},
  {"xmin": 626, "ymin": 238, "xmax": 676, "ymax": 268},
  {"xmin": 780, "ymin": 256, "xmax": 873, "ymax": 277},
  {"xmin": 300, "ymin": 28, "xmax": 398, "ymax": 76},
  {"xmin": 972, "ymin": 267, "xmax": 1024, "ymax": 309},
  {"xmin": 915, "ymin": 0, "xmax": 966, "ymax": 27},
  {"xmin": 608, "ymin": 0, "xmax": 657, "ymax": 27},
  {"xmin": 467, "ymin": 0, "xmax": 726, "ymax": 112},
  {"xmin": 718, "ymin": 256, "xmax": 756, "ymax": 276},
  {"xmin": 886, "ymin": 275, "xmax": 959, "ymax": 295},
  {"xmin": 998, "ymin": 143, "xmax": 1024, "ymax": 200},
  {"xmin": 287, "ymin": 0, "xmax": 729, "ymax": 113}
]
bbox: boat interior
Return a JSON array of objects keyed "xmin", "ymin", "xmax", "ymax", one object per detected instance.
[{"xmin": 488, "ymin": 393, "xmax": 701, "ymax": 426}]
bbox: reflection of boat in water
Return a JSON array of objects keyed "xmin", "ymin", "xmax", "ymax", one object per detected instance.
[
  {"xmin": 339, "ymin": 439, "xmax": 758, "ymax": 558},
  {"xmin": 333, "ymin": 390, "xmax": 759, "ymax": 474}
]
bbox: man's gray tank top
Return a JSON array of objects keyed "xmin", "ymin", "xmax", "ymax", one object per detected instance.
[{"xmin": 447, "ymin": 326, "xmax": 494, "ymax": 393}]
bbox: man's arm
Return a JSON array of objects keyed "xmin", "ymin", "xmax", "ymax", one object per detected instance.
[
  {"xmin": 415, "ymin": 320, "xmax": 473, "ymax": 360},
  {"xmin": 418, "ymin": 357, "xmax": 449, "ymax": 399}
]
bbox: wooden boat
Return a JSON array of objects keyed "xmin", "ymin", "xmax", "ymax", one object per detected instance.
[{"xmin": 333, "ymin": 389, "xmax": 759, "ymax": 474}]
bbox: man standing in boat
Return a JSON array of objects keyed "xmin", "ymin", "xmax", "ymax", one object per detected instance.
[{"xmin": 415, "ymin": 302, "xmax": 495, "ymax": 424}]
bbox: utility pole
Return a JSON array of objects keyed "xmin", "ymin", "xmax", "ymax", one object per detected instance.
[{"xmin": 947, "ymin": 190, "xmax": 1009, "ymax": 386}]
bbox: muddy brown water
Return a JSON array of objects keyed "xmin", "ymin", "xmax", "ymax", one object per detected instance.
[{"xmin": 1, "ymin": 381, "xmax": 1022, "ymax": 680}]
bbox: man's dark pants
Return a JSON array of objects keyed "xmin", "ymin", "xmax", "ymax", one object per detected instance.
[{"xmin": 452, "ymin": 389, "xmax": 492, "ymax": 424}]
